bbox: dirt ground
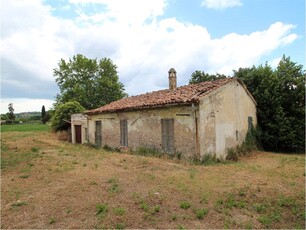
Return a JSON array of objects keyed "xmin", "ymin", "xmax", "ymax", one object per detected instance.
[{"xmin": 1, "ymin": 131, "xmax": 305, "ymax": 229}]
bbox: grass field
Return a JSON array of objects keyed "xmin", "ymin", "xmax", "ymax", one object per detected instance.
[
  {"xmin": 1, "ymin": 128, "xmax": 305, "ymax": 229},
  {"xmin": 1, "ymin": 123, "xmax": 51, "ymax": 132}
]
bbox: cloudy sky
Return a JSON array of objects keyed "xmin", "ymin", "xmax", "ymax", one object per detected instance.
[{"xmin": 1, "ymin": 0, "xmax": 304, "ymax": 113}]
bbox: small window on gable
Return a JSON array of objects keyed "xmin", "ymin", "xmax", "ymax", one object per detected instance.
[
  {"xmin": 120, "ymin": 119, "xmax": 128, "ymax": 146},
  {"xmin": 161, "ymin": 118, "xmax": 174, "ymax": 154},
  {"xmin": 248, "ymin": 116, "xmax": 253, "ymax": 131}
]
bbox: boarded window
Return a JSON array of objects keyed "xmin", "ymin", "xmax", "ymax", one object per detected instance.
[
  {"xmin": 161, "ymin": 119, "xmax": 174, "ymax": 154},
  {"xmin": 120, "ymin": 119, "xmax": 128, "ymax": 146},
  {"xmin": 95, "ymin": 121, "xmax": 102, "ymax": 147}
]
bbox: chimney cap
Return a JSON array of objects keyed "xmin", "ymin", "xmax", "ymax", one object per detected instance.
[{"xmin": 168, "ymin": 68, "xmax": 176, "ymax": 73}]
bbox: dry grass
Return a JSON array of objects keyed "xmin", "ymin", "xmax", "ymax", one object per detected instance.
[{"xmin": 1, "ymin": 130, "xmax": 305, "ymax": 229}]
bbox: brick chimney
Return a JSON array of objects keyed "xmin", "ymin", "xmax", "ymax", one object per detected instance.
[{"xmin": 168, "ymin": 68, "xmax": 177, "ymax": 90}]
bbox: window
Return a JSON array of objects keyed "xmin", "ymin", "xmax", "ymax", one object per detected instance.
[
  {"xmin": 95, "ymin": 121, "xmax": 102, "ymax": 147},
  {"xmin": 161, "ymin": 119, "xmax": 174, "ymax": 154},
  {"xmin": 120, "ymin": 119, "xmax": 128, "ymax": 146},
  {"xmin": 248, "ymin": 116, "xmax": 253, "ymax": 131}
]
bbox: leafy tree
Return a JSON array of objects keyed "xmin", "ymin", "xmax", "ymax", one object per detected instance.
[
  {"xmin": 189, "ymin": 70, "xmax": 226, "ymax": 84},
  {"xmin": 1, "ymin": 114, "xmax": 8, "ymax": 120},
  {"xmin": 8, "ymin": 103, "xmax": 15, "ymax": 120},
  {"xmin": 234, "ymin": 56, "xmax": 305, "ymax": 152},
  {"xmin": 51, "ymin": 101, "xmax": 85, "ymax": 131},
  {"xmin": 54, "ymin": 54, "xmax": 126, "ymax": 110}
]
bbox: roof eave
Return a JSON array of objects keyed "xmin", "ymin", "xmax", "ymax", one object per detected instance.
[{"xmin": 85, "ymin": 101, "xmax": 198, "ymax": 115}]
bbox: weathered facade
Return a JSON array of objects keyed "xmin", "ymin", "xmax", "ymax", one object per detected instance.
[
  {"xmin": 71, "ymin": 69, "xmax": 257, "ymax": 159},
  {"xmin": 71, "ymin": 113, "xmax": 88, "ymax": 144}
]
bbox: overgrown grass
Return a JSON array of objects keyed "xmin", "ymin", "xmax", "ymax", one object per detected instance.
[
  {"xmin": 1, "ymin": 129, "xmax": 305, "ymax": 229},
  {"xmin": 133, "ymin": 146, "xmax": 163, "ymax": 157},
  {"xmin": 1, "ymin": 124, "xmax": 50, "ymax": 132},
  {"xmin": 1, "ymin": 150, "xmax": 40, "ymax": 170}
]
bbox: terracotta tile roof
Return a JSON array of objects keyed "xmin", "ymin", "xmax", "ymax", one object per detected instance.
[{"xmin": 86, "ymin": 77, "xmax": 236, "ymax": 114}]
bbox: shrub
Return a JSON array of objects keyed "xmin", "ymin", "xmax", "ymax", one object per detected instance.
[{"xmin": 51, "ymin": 101, "xmax": 85, "ymax": 132}]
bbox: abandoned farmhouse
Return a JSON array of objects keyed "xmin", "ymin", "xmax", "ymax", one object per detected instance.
[{"xmin": 71, "ymin": 68, "xmax": 257, "ymax": 159}]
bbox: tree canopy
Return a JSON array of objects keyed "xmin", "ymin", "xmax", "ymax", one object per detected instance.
[
  {"xmin": 54, "ymin": 54, "xmax": 126, "ymax": 110},
  {"xmin": 189, "ymin": 71, "xmax": 226, "ymax": 84},
  {"xmin": 233, "ymin": 56, "xmax": 305, "ymax": 152},
  {"xmin": 8, "ymin": 103, "xmax": 15, "ymax": 120},
  {"xmin": 51, "ymin": 101, "xmax": 85, "ymax": 131}
]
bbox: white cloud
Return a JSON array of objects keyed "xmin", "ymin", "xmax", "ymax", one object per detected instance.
[
  {"xmin": 0, "ymin": 0, "xmax": 299, "ymax": 112},
  {"xmin": 201, "ymin": 0, "xmax": 242, "ymax": 9},
  {"xmin": 269, "ymin": 57, "xmax": 282, "ymax": 69}
]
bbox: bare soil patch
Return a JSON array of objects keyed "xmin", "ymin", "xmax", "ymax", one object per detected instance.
[{"xmin": 1, "ymin": 131, "xmax": 305, "ymax": 229}]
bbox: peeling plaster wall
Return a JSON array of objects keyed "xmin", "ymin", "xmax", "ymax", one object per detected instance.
[
  {"xmin": 87, "ymin": 105, "xmax": 197, "ymax": 157},
  {"xmin": 71, "ymin": 113, "xmax": 88, "ymax": 144},
  {"xmin": 199, "ymin": 80, "xmax": 257, "ymax": 159}
]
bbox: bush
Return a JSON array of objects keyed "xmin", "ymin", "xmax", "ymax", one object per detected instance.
[{"xmin": 51, "ymin": 101, "xmax": 85, "ymax": 131}]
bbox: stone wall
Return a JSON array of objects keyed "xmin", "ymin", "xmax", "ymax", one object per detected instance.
[{"xmin": 87, "ymin": 105, "xmax": 197, "ymax": 157}]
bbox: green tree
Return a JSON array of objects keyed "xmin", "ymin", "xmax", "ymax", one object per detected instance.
[
  {"xmin": 234, "ymin": 56, "xmax": 305, "ymax": 152},
  {"xmin": 51, "ymin": 101, "xmax": 85, "ymax": 131},
  {"xmin": 189, "ymin": 70, "xmax": 226, "ymax": 84},
  {"xmin": 54, "ymin": 54, "xmax": 126, "ymax": 110},
  {"xmin": 8, "ymin": 103, "xmax": 15, "ymax": 120},
  {"xmin": 1, "ymin": 114, "xmax": 8, "ymax": 121},
  {"xmin": 41, "ymin": 105, "xmax": 46, "ymax": 124}
]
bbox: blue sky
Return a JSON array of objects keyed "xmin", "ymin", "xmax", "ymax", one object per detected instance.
[{"xmin": 1, "ymin": 0, "xmax": 304, "ymax": 113}]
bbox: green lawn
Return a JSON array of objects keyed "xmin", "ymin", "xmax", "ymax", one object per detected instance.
[{"xmin": 0, "ymin": 123, "xmax": 51, "ymax": 132}]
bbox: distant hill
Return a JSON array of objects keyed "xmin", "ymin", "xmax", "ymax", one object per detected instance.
[{"xmin": 15, "ymin": 112, "xmax": 41, "ymax": 118}]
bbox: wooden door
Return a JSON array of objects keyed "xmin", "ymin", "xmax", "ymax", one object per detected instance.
[
  {"xmin": 161, "ymin": 119, "xmax": 174, "ymax": 154},
  {"xmin": 75, "ymin": 125, "xmax": 82, "ymax": 144}
]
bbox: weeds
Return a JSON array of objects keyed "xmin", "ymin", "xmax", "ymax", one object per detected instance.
[
  {"xmin": 115, "ymin": 223, "xmax": 125, "ymax": 229},
  {"xmin": 103, "ymin": 144, "xmax": 121, "ymax": 153},
  {"xmin": 226, "ymin": 126, "xmax": 259, "ymax": 161},
  {"xmin": 187, "ymin": 154, "xmax": 223, "ymax": 166},
  {"xmin": 180, "ymin": 201, "xmax": 191, "ymax": 210},
  {"xmin": 258, "ymin": 212, "xmax": 281, "ymax": 227},
  {"xmin": 253, "ymin": 203, "xmax": 267, "ymax": 213},
  {"xmin": 277, "ymin": 195, "xmax": 296, "ymax": 207},
  {"xmin": 113, "ymin": 207, "xmax": 126, "ymax": 216},
  {"xmin": 140, "ymin": 200, "xmax": 149, "ymax": 212},
  {"xmin": 189, "ymin": 168, "xmax": 197, "ymax": 179},
  {"xmin": 200, "ymin": 194, "xmax": 208, "ymax": 204},
  {"xmin": 107, "ymin": 177, "xmax": 121, "ymax": 193},
  {"xmin": 31, "ymin": 147, "xmax": 39, "ymax": 153},
  {"xmin": 11, "ymin": 201, "xmax": 28, "ymax": 208},
  {"xmin": 195, "ymin": 208, "xmax": 209, "ymax": 219},
  {"xmin": 19, "ymin": 174, "xmax": 30, "ymax": 179},
  {"xmin": 134, "ymin": 146, "xmax": 163, "ymax": 157},
  {"xmin": 96, "ymin": 203, "xmax": 108, "ymax": 218},
  {"xmin": 48, "ymin": 217, "xmax": 56, "ymax": 225},
  {"xmin": 171, "ymin": 214, "xmax": 177, "ymax": 221}
]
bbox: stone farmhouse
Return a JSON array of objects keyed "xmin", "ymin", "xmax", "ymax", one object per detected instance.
[{"xmin": 71, "ymin": 68, "xmax": 257, "ymax": 160}]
